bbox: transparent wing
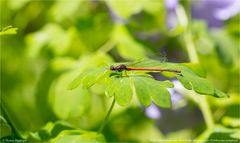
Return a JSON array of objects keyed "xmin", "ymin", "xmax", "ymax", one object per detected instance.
[{"xmin": 127, "ymin": 58, "xmax": 168, "ymax": 68}]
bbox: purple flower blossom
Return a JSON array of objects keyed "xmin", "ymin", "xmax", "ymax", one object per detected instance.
[
  {"xmin": 214, "ymin": 0, "xmax": 240, "ymax": 20},
  {"xmin": 191, "ymin": 0, "xmax": 240, "ymax": 28},
  {"xmin": 165, "ymin": 0, "xmax": 179, "ymax": 29},
  {"xmin": 107, "ymin": 5, "xmax": 127, "ymax": 24},
  {"xmin": 172, "ymin": 79, "xmax": 185, "ymax": 89},
  {"xmin": 165, "ymin": 0, "xmax": 240, "ymax": 29},
  {"xmin": 167, "ymin": 87, "xmax": 183, "ymax": 105},
  {"xmin": 145, "ymin": 103, "xmax": 161, "ymax": 119},
  {"xmin": 145, "ymin": 80, "xmax": 186, "ymax": 119},
  {"xmin": 165, "ymin": 0, "xmax": 179, "ymax": 11}
]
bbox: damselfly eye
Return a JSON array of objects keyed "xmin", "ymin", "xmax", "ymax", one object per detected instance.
[{"xmin": 110, "ymin": 65, "xmax": 114, "ymax": 70}]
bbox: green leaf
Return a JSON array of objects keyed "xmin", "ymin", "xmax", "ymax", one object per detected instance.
[
  {"xmin": 68, "ymin": 67, "xmax": 108, "ymax": 90},
  {"xmin": 27, "ymin": 121, "xmax": 74, "ymax": 141},
  {"xmin": 106, "ymin": 77, "xmax": 133, "ymax": 106},
  {"xmin": 182, "ymin": 63, "xmax": 206, "ymax": 77},
  {"xmin": 132, "ymin": 76, "xmax": 152, "ymax": 106},
  {"xmin": 142, "ymin": 1, "xmax": 164, "ymax": 15},
  {"xmin": 230, "ymin": 130, "xmax": 240, "ymax": 140},
  {"xmin": 211, "ymin": 30, "xmax": 236, "ymax": 66},
  {"xmin": 190, "ymin": 77, "xmax": 214, "ymax": 95},
  {"xmin": 115, "ymin": 84, "xmax": 132, "ymax": 106},
  {"xmin": 50, "ymin": 130, "xmax": 105, "ymax": 143},
  {"xmin": 81, "ymin": 68, "xmax": 109, "ymax": 88},
  {"xmin": 50, "ymin": 121, "xmax": 74, "ymax": 138},
  {"xmin": 132, "ymin": 76, "xmax": 171, "ymax": 108},
  {"xmin": 180, "ymin": 67, "xmax": 215, "ymax": 95},
  {"xmin": 214, "ymin": 89, "xmax": 229, "ymax": 98},
  {"xmin": 160, "ymin": 80, "xmax": 174, "ymax": 88},
  {"xmin": 149, "ymin": 83, "xmax": 171, "ymax": 108},
  {"xmin": 50, "ymin": 0, "xmax": 84, "ymax": 22},
  {"xmin": 25, "ymin": 24, "xmax": 70, "ymax": 57},
  {"xmin": 206, "ymin": 125, "xmax": 240, "ymax": 142},
  {"xmin": 50, "ymin": 57, "xmax": 76, "ymax": 71},
  {"xmin": 176, "ymin": 75, "xmax": 192, "ymax": 90},
  {"xmin": 176, "ymin": 65, "xmax": 228, "ymax": 98},
  {"xmin": 0, "ymin": 116, "xmax": 12, "ymax": 138},
  {"xmin": 49, "ymin": 72, "xmax": 91, "ymax": 119},
  {"xmin": 105, "ymin": 77, "xmax": 121, "ymax": 97},
  {"xmin": 112, "ymin": 24, "xmax": 145, "ymax": 60},
  {"xmin": 68, "ymin": 52, "xmax": 112, "ymax": 90},
  {"xmin": 106, "ymin": 74, "xmax": 172, "ymax": 108},
  {"xmin": 106, "ymin": 0, "xmax": 146, "ymax": 19},
  {"xmin": 0, "ymin": 25, "xmax": 18, "ymax": 35},
  {"xmin": 222, "ymin": 116, "xmax": 240, "ymax": 128}
]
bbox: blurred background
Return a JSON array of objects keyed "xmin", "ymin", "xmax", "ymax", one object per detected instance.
[{"xmin": 0, "ymin": 0, "xmax": 239, "ymax": 142}]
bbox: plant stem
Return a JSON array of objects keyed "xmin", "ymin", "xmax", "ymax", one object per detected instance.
[
  {"xmin": 184, "ymin": 23, "xmax": 214, "ymax": 131},
  {"xmin": 186, "ymin": 37, "xmax": 215, "ymax": 130},
  {"xmin": 184, "ymin": 27, "xmax": 214, "ymax": 131},
  {"xmin": 98, "ymin": 97, "xmax": 115, "ymax": 134},
  {"xmin": 183, "ymin": 32, "xmax": 199, "ymax": 63},
  {"xmin": 98, "ymin": 40, "xmax": 115, "ymax": 53},
  {"xmin": 197, "ymin": 96, "xmax": 214, "ymax": 129},
  {"xmin": 177, "ymin": 4, "xmax": 215, "ymax": 130}
]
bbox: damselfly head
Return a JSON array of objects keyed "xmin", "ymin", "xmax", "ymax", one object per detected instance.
[
  {"xmin": 110, "ymin": 64, "xmax": 127, "ymax": 72},
  {"xmin": 110, "ymin": 65, "xmax": 114, "ymax": 70}
]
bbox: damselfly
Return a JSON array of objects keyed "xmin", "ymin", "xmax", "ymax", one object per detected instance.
[{"xmin": 109, "ymin": 58, "xmax": 181, "ymax": 74}]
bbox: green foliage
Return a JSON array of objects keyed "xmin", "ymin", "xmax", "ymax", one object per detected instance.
[
  {"xmin": 0, "ymin": 116, "xmax": 12, "ymax": 138},
  {"xmin": 222, "ymin": 116, "xmax": 240, "ymax": 128},
  {"xmin": 132, "ymin": 76, "xmax": 172, "ymax": 107},
  {"xmin": 26, "ymin": 121, "xmax": 105, "ymax": 142},
  {"xmin": 205, "ymin": 125, "xmax": 240, "ymax": 142},
  {"xmin": 1, "ymin": 0, "xmax": 238, "ymax": 142},
  {"xmin": 0, "ymin": 26, "xmax": 18, "ymax": 35},
  {"xmin": 50, "ymin": 130, "xmax": 105, "ymax": 143},
  {"xmin": 106, "ymin": 77, "xmax": 133, "ymax": 106},
  {"xmin": 49, "ymin": 73, "xmax": 91, "ymax": 119},
  {"xmin": 177, "ymin": 66, "xmax": 228, "ymax": 98},
  {"xmin": 106, "ymin": 0, "xmax": 147, "ymax": 19},
  {"xmin": 112, "ymin": 24, "xmax": 146, "ymax": 60},
  {"xmin": 68, "ymin": 67, "xmax": 108, "ymax": 90},
  {"xmin": 179, "ymin": 67, "xmax": 215, "ymax": 95},
  {"xmin": 26, "ymin": 24, "xmax": 71, "ymax": 57},
  {"xmin": 69, "ymin": 59, "xmax": 228, "ymax": 108}
]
